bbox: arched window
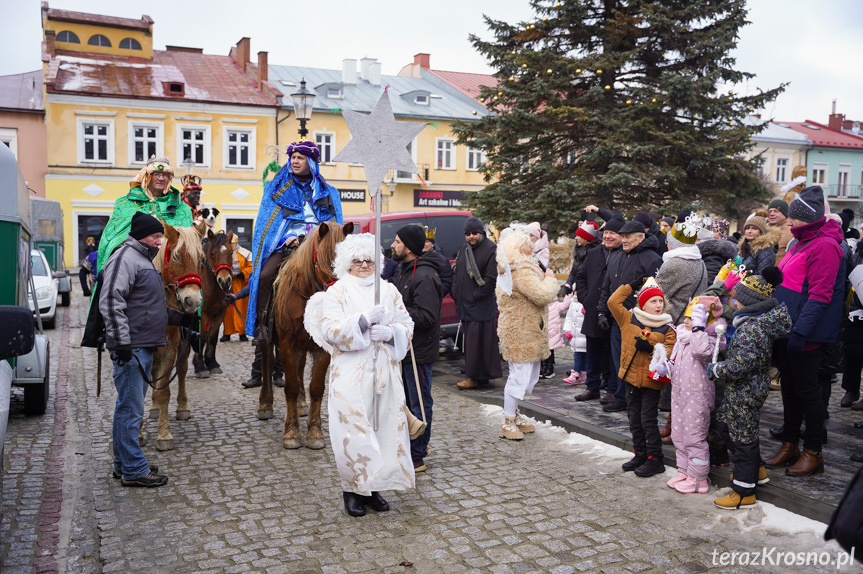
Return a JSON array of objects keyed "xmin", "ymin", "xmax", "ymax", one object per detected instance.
[
  {"xmin": 88, "ymin": 34, "xmax": 112, "ymax": 47},
  {"xmin": 56, "ymin": 31, "xmax": 80, "ymax": 43},
  {"xmin": 119, "ymin": 38, "xmax": 142, "ymax": 50}
]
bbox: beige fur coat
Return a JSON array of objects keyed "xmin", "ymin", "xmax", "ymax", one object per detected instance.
[{"xmin": 496, "ymin": 256, "xmax": 560, "ymax": 363}]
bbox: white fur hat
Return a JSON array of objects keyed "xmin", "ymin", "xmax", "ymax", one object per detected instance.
[{"xmin": 331, "ymin": 233, "xmax": 383, "ymax": 279}]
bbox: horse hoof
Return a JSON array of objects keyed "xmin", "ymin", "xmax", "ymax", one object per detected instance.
[
  {"xmin": 176, "ymin": 410, "xmax": 191, "ymax": 421},
  {"xmin": 305, "ymin": 437, "xmax": 325, "ymax": 450},
  {"xmin": 148, "ymin": 409, "xmax": 159, "ymax": 419},
  {"xmin": 196, "ymin": 370, "xmax": 210, "ymax": 379},
  {"xmin": 156, "ymin": 439, "xmax": 174, "ymax": 451},
  {"xmin": 283, "ymin": 437, "xmax": 303, "ymax": 449},
  {"xmin": 208, "ymin": 366, "xmax": 222, "ymax": 375},
  {"xmin": 257, "ymin": 410, "xmax": 273, "ymax": 420}
]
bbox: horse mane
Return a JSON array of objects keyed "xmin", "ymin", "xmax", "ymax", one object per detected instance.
[
  {"xmin": 279, "ymin": 221, "xmax": 344, "ymax": 294},
  {"xmin": 205, "ymin": 231, "xmax": 230, "ymax": 256},
  {"xmin": 156, "ymin": 225, "xmax": 205, "ymax": 270}
]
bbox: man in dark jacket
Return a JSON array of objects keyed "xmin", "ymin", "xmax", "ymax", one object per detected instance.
[
  {"xmin": 574, "ymin": 217, "xmax": 625, "ymax": 401},
  {"xmin": 634, "ymin": 212, "xmax": 668, "ymax": 257},
  {"xmin": 563, "ymin": 220, "xmax": 600, "ymax": 293},
  {"xmin": 451, "ymin": 216, "xmax": 502, "ymax": 389},
  {"xmin": 423, "ymin": 238, "xmax": 453, "ymax": 297},
  {"xmin": 392, "ymin": 225, "xmax": 443, "ymax": 473},
  {"xmin": 99, "ymin": 212, "xmax": 170, "ymax": 488},
  {"xmin": 597, "ymin": 221, "xmax": 663, "ymax": 412}
]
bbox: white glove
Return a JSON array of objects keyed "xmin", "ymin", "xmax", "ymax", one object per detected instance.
[
  {"xmin": 367, "ymin": 304, "xmax": 386, "ymax": 324},
  {"xmin": 370, "ymin": 324, "xmax": 394, "ymax": 342}
]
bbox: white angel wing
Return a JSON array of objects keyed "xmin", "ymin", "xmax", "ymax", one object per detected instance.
[{"xmin": 303, "ymin": 292, "xmax": 334, "ymax": 354}]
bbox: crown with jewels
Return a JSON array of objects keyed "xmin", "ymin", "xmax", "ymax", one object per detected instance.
[
  {"xmin": 738, "ymin": 271, "xmax": 776, "ymax": 298},
  {"xmin": 424, "ymin": 226, "xmax": 436, "ymax": 240}
]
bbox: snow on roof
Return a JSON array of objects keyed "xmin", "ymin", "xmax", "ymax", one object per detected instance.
[
  {"xmin": 0, "ymin": 70, "xmax": 44, "ymax": 112},
  {"xmin": 782, "ymin": 120, "xmax": 863, "ymax": 149}
]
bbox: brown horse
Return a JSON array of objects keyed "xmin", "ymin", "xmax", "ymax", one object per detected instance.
[
  {"xmin": 258, "ymin": 220, "xmax": 354, "ymax": 450},
  {"xmin": 148, "ymin": 223, "xmax": 206, "ymax": 451},
  {"xmin": 192, "ymin": 228, "xmax": 235, "ymax": 377}
]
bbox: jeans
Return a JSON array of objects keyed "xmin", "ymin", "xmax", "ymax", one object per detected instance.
[
  {"xmin": 403, "ymin": 362, "xmax": 433, "ymax": 461},
  {"xmin": 572, "ymin": 352, "xmax": 587, "ymax": 373},
  {"xmin": 774, "ymin": 341, "xmax": 825, "ymax": 451},
  {"xmin": 112, "ymin": 347, "xmax": 153, "ymax": 479},
  {"xmin": 610, "ymin": 323, "xmax": 625, "ymax": 404},
  {"xmin": 585, "ymin": 335, "xmax": 609, "ymax": 392},
  {"xmin": 625, "ymin": 382, "xmax": 663, "ymax": 458}
]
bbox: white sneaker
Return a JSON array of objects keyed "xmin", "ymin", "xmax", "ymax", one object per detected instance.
[
  {"xmin": 514, "ymin": 409, "xmax": 535, "ymax": 433},
  {"xmin": 499, "ymin": 415, "xmax": 525, "ymax": 440}
]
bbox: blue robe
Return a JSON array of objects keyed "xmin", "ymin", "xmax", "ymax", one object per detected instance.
[{"xmin": 246, "ymin": 159, "xmax": 343, "ymax": 335}]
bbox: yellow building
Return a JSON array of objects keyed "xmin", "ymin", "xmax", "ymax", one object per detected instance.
[{"xmin": 41, "ymin": 4, "xmax": 279, "ymax": 267}]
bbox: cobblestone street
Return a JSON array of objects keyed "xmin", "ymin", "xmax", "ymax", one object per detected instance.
[{"xmin": 1, "ymin": 293, "xmax": 857, "ymax": 573}]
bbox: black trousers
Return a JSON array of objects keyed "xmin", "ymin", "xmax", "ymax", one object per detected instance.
[
  {"xmin": 707, "ymin": 378, "xmax": 729, "ymax": 456},
  {"xmin": 255, "ymin": 247, "xmax": 288, "ymax": 328},
  {"xmin": 626, "ymin": 382, "xmax": 663, "ymax": 458},
  {"xmin": 79, "ymin": 267, "xmax": 92, "ymax": 296},
  {"xmin": 842, "ymin": 320, "xmax": 863, "ymax": 396},
  {"xmin": 251, "ymin": 344, "xmax": 283, "ymax": 380},
  {"xmin": 585, "ymin": 335, "xmax": 610, "ymax": 392},
  {"xmin": 718, "ymin": 420, "xmax": 760, "ymax": 497},
  {"xmin": 774, "ymin": 341, "xmax": 825, "ymax": 451}
]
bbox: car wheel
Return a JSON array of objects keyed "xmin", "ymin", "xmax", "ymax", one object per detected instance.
[
  {"xmin": 23, "ymin": 342, "xmax": 50, "ymax": 416},
  {"xmin": 60, "ymin": 292, "xmax": 70, "ymax": 307},
  {"xmin": 42, "ymin": 316, "xmax": 55, "ymax": 330}
]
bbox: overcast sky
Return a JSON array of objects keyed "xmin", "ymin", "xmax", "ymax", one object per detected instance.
[{"xmin": 2, "ymin": 0, "xmax": 861, "ymax": 123}]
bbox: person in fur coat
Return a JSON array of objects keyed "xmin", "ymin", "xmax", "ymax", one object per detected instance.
[
  {"xmin": 608, "ymin": 278, "xmax": 677, "ymax": 477},
  {"xmin": 496, "ymin": 230, "xmax": 560, "ymax": 440},
  {"xmin": 563, "ymin": 299, "xmax": 588, "ymax": 384},
  {"xmin": 666, "ymin": 297, "xmax": 727, "ymax": 495},
  {"xmin": 738, "ymin": 209, "xmax": 781, "ymax": 275},
  {"xmin": 697, "ymin": 235, "xmax": 738, "ymax": 283}
]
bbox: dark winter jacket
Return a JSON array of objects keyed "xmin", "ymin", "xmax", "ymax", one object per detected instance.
[
  {"xmin": 738, "ymin": 227, "xmax": 781, "ymax": 276},
  {"xmin": 598, "ymin": 233, "xmax": 663, "ymax": 315},
  {"xmin": 565, "ymin": 240, "xmax": 599, "ymax": 289},
  {"xmin": 423, "ymin": 248, "xmax": 453, "ymax": 297},
  {"xmin": 394, "ymin": 253, "xmax": 443, "ymax": 365},
  {"xmin": 696, "ymin": 238, "xmax": 738, "ymax": 282},
  {"xmin": 99, "ymin": 236, "xmax": 168, "ymax": 350},
  {"xmin": 775, "ymin": 217, "xmax": 845, "ymax": 344},
  {"xmin": 575, "ymin": 244, "xmax": 619, "ymax": 338},
  {"xmin": 715, "ymin": 300, "xmax": 792, "ymax": 443},
  {"xmin": 451, "ymin": 236, "xmax": 498, "ymax": 322},
  {"xmin": 646, "ymin": 220, "xmax": 668, "ymax": 257}
]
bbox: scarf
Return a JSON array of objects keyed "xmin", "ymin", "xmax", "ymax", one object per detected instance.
[
  {"xmin": 662, "ymin": 245, "xmax": 702, "ymax": 262},
  {"xmin": 632, "ymin": 307, "xmax": 673, "ymax": 328},
  {"xmin": 465, "ymin": 243, "xmax": 486, "ymax": 286}
]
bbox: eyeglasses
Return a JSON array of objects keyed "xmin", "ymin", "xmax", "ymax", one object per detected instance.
[
  {"xmin": 465, "ymin": 232, "xmax": 482, "ymax": 237},
  {"xmin": 151, "ymin": 173, "xmax": 171, "ymax": 180},
  {"xmin": 351, "ymin": 259, "xmax": 373, "ymax": 267}
]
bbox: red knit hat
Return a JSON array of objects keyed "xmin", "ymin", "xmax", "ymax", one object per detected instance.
[
  {"xmin": 637, "ymin": 278, "xmax": 665, "ymax": 309},
  {"xmin": 576, "ymin": 221, "xmax": 600, "ymax": 242}
]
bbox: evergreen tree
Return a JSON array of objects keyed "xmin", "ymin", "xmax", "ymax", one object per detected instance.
[{"xmin": 455, "ymin": 0, "xmax": 784, "ymax": 234}]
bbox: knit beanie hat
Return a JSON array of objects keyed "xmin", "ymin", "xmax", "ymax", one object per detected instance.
[
  {"xmin": 637, "ymin": 277, "xmax": 665, "ymax": 309},
  {"xmin": 731, "ymin": 266, "xmax": 783, "ymax": 307},
  {"xmin": 129, "ymin": 211, "xmax": 164, "ymax": 240},
  {"xmin": 396, "ymin": 224, "xmax": 426, "ymax": 256},
  {"xmin": 839, "ymin": 208, "xmax": 854, "ymax": 232},
  {"xmin": 464, "ymin": 216, "xmax": 485, "ymax": 235},
  {"xmin": 788, "ymin": 186, "xmax": 826, "ymax": 223},
  {"xmin": 768, "ymin": 198, "xmax": 789, "ymax": 218},
  {"xmin": 526, "ymin": 222, "xmax": 542, "ymax": 239},
  {"xmin": 743, "ymin": 209, "xmax": 768, "ymax": 235},
  {"xmin": 603, "ymin": 217, "xmax": 626, "ymax": 234},
  {"xmin": 660, "ymin": 216, "xmax": 675, "ymax": 230},
  {"xmin": 633, "ymin": 212, "xmax": 654, "ymax": 230},
  {"xmin": 576, "ymin": 221, "xmax": 599, "ymax": 242}
]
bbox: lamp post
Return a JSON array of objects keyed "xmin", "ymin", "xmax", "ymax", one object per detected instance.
[{"xmin": 290, "ymin": 78, "xmax": 316, "ymax": 140}]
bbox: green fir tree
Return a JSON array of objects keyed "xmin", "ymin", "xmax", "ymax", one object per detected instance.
[{"xmin": 455, "ymin": 0, "xmax": 785, "ymax": 234}]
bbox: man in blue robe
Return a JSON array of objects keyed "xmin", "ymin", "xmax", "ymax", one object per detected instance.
[{"xmin": 246, "ymin": 141, "xmax": 343, "ymax": 343}]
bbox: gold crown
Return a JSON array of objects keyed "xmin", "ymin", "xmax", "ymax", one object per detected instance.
[
  {"xmin": 738, "ymin": 272, "xmax": 775, "ymax": 297},
  {"xmin": 424, "ymin": 226, "xmax": 436, "ymax": 240}
]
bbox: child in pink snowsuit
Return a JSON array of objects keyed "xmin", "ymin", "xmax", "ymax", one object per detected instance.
[{"xmin": 667, "ymin": 296, "xmax": 726, "ymax": 494}]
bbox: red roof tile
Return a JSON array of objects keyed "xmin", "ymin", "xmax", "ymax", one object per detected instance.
[
  {"xmin": 44, "ymin": 49, "xmax": 279, "ymax": 107},
  {"xmin": 47, "ymin": 8, "xmax": 152, "ymax": 31},
  {"xmin": 781, "ymin": 121, "xmax": 863, "ymax": 149},
  {"xmin": 429, "ymin": 70, "xmax": 498, "ymax": 109}
]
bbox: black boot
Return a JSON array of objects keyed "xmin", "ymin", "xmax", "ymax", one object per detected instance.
[
  {"xmin": 252, "ymin": 325, "xmax": 266, "ymax": 346},
  {"xmin": 343, "ymin": 492, "xmax": 366, "ymax": 517},
  {"xmin": 634, "ymin": 455, "xmax": 665, "ymax": 477},
  {"xmin": 366, "ymin": 492, "xmax": 390, "ymax": 512},
  {"xmin": 622, "ymin": 451, "xmax": 648, "ymax": 472},
  {"xmin": 768, "ymin": 426, "xmax": 784, "ymax": 440}
]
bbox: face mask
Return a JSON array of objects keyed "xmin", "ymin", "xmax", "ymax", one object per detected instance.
[{"xmin": 143, "ymin": 242, "xmax": 160, "ymax": 260}]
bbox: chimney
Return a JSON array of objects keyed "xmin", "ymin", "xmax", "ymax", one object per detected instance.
[
  {"xmin": 360, "ymin": 57, "xmax": 376, "ymax": 81},
  {"xmin": 832, "ymin": 99, "xmax": 837, "ymax": 115},
  {"xmin": 828, "ymin": 112, "xmax": 844, "ymax": 131},
  {"xmin": 235, "ymin": 37, "xmax": 250, "ymax": 72},
  {"xmin": 45, "ymin": 29, "xmax": 55, "ymax": 57},
  {"xmin": 413, "ymin": 53, "xmax": 430, "ymax": 70},
  {"xmin": 342, "ymin": 59, "xmax": 357, "ymax": 85},
  {"xmin": 257, "ymin": 51, "xmax": 268, "ymax": 90},
  {"xmin": 368, "ymin": 62, "xmax": 381, "ymax": 86}
]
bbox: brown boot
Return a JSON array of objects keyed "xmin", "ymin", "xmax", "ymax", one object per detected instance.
[
  {"xmin": 456, "ymin": 379, "xmax": 478, "ymax": 390},
  {"xmin": 840, "ymin": 391, "xmax": 860, "ymax": 408},
  {"xmin": 786, "ymin": 448, "xmax": 824, "ymax": 476},
  {"xmin": 659, "ymin": 414, "xmax": 671, "ymax": 438},
  {"xmin": 764, "ymin": 442, "xmax": 800, "ymax": 469}
]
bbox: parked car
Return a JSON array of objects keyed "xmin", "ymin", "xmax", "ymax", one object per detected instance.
[
  {"xmin": 344, "ymin": 210, "xmax": 472, "ymax": 346},
  {"xmin": 28, "ymin": 249, "xmax": 58, "ymax": 329},
  {"xmin": 31, "ymin": 197, "xmax": 72, "ymax": 307}
]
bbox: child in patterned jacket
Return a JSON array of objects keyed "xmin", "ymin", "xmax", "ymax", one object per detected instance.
[{"xmin": 562, "ymin": 298, "xmax": 587, "ymax": 384}]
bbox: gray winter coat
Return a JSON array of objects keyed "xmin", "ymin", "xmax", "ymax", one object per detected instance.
[
  {"xmin": 100, "ymin": 236, "xmax": 168, "ymax": 350},
  {"xmin": 655, "ymin": 249, "xmax": 708, "ymax": 324}
]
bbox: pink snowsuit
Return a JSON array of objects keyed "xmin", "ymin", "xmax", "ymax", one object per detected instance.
[
  {"xmin": 547, "ymin": 293, "xmax": 573, "ymax": 351},
  {"xmin": 669, "ymin": 318, "xmax": 726, "ymax": 481}
]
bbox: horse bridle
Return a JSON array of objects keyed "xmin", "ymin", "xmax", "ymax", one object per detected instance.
[
  {"xmin": 163, "ymin": 242, "xmax": 203, "ymax": 303},
  {"xmin": 292, "ymin": 238, "xmax": 337, "ymax": 300}
]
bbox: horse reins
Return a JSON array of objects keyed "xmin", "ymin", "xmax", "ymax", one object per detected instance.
[
  {"xmin": 163, "ymin": 242, "xmax": 203, "ymax": 296},
  {"xmin": 294, "ymin": 239, "xmax": 337, "ymax": 300}
]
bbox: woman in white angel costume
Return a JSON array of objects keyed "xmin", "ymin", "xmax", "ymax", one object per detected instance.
[{"xmin": 304, "ymin": 233, "xmax": 415, "ymax": 517}]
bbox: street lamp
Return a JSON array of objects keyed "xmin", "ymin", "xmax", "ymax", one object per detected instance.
[
  {"xmin": 290, "ymin": 78, "xmax": 316, "ymax": 140},
  {"xmin": 383, "ymin": 171, "xmax": 397, "ymax": 212}
]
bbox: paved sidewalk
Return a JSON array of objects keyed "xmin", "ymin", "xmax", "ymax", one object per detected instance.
[{"xmin": 1, "ymin": 292, "xmax": 856, "ymax": 573}]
